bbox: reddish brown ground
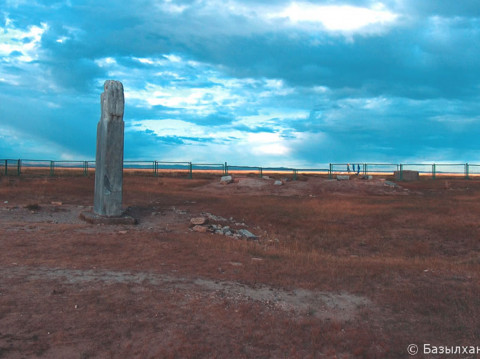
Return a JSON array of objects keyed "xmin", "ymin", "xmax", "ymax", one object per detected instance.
[{"xmin": 0, "ymin": 173, "xmax": 479, "ymax": 358}]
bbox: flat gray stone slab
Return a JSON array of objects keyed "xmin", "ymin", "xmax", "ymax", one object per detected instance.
[
  {"xmin": 238, "ymin": 229, "xmax": 257, "ymax": 240},
  {"xmin": 80, "ymin": 211, "xmax": 137, "ymax": 225}
]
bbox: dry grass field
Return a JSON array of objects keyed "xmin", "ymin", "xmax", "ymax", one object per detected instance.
[{"xmin": 0, "ymin": 173, "xmax": 478, "ymax": 358}]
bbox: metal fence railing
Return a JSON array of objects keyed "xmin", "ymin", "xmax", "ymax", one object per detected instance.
[{"xmin": 1, "ymin": 159, "xmax": 479, "ymax": 180}]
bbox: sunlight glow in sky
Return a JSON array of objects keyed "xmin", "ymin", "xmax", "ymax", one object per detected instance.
[{"xmin": 270, "ymin": 2, "xmax": 398, "ymax": 31}]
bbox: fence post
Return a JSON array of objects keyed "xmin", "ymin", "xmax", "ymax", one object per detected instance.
[
  {"xmin": 329, "ymin": 163, "xmax": 332, "ymax": 179},
  {"xmin": 293, "ymin": 169, "xmax": 297, "ymax": 181},
  {"xmin": 399, "ymin": 164, "xmax": 403, "ymax": 181},
  {"xmin": 50, "ymin": 161, "xmax": 55, "ymax": 177},
  {"xmin": 465, "ymin": 163, "xmax": 469, "ymax": 179},
  {"xmin": 188, "ymin": 162, "xmax": 193, "ymax": 179},
  {"xmin": 363, "ymin": 163, "xmax": 367, "ymax": 175},
  {"xmin": 17, "ymin": 159, "xmax": 21, "ymax": 176},
  {"xmin": 83, "ymin": 161, "xmax": 88, "ymax": 176},
  {"xmin": 4, "ymin": 159, "xmax": 7, "ymax": 175},
  {"xmin": 432, "ymin": 163, "xmax": 436, "ymax": 179},
  {"xmin": 259, "ymin": 167, "xmax": 263, "ymax": 178},
  {"xmin": 225, "ymin": 162, "xmax": 228, "ymax": 175}
]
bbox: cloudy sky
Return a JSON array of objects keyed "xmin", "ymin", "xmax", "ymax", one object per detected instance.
[{"xmin": 1, "ymin": 0, "xmax": 479, "ymax": 167}]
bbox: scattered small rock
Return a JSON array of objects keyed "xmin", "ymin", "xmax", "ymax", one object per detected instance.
[
  {"xmin": 222, "ymin": 226, "xmax": 231, "ymax": 234},
  {"xmin": 192, "ymin": 225, "xmax": 208, "ymax": 233},
  {"xmin": 190, "ymin": 217, "xmax": 208, "ymax": 225},
  {"xmin": 273, "ymin": 180, "xmax": 283, "ymax": 186},
  {"xmin": 336, "ymin": 175, "xmax": 350, "ymax": 181},
  {"xmin": 118, "ymin": 230, "xmax": 128, "ymax": 234},
  {"xmin": 172, "ymin": 207, "xmax": 187, "ymax": 215},
  {"xmin": 384, "ymin": 181, "xmax": 398, "ymax": 187},
  {"xmin": 202, "ymin": 212, "xmax": 228, "ymax": 222},
  {"xmin": 51, "ymin": 201, "xmax": 63, "ymax": 206}
]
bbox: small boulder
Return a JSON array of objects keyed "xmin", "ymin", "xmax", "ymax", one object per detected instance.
[
  {"xmin": 273, "ymin": 180, "xmax": 283, "ymax": 186},
  {"xmin": 336, "ymin": 175, "xmax": 350, "ymax": 181},
  {"xmin": 190, "ymin": 217, "xmax": 208, "ymax": 225},
  {"xmin": 220, "ymin": 175, "xmax": 234, "ymax": 184}
]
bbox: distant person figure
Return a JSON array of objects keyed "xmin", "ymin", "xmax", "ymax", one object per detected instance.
[
  {"xmin": 347, "ymin": 163, "xmax": 350, "ymax": 173},
  {"xmin": 356, "ymin": 164, "xmax": 361, "ymax": 175}
]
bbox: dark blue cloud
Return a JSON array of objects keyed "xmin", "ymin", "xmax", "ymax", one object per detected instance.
[{"xmin": 2, "ymin": 0, "xmax": 480, "ymax": 165}]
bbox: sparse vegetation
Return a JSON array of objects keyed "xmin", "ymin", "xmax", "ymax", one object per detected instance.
[{"xmin": 0, "ymin": 175, "xmax": 478, "ymax": 357}]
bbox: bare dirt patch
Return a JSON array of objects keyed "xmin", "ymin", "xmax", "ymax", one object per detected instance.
[{"xmin": 0, "ymin": 174, "xmax": 479, "ymax": 358}]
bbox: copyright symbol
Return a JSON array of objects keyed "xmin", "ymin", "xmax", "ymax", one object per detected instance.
[{"xmin": 407, "ymin": 344, "xmax": 418, "ymax": 355}]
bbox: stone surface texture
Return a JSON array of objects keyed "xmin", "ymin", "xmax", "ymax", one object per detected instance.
[
  {"xmin": 192, "ymin": 225, "xmax": 208, "ymax": 233},
  {"xmin": 394, "ymin": 170, "xmax": 419, "ymax": 181},
  {"xmin": 190, "ymin": 217, "xmax": 208, "ymax": 225},
  {"xmin": 238, "ymin": 229, "xmax": 257, "ymax": 240},
  {"xmin": 94, "ymin": 80, "xmax": 125, "ymax": 217}
]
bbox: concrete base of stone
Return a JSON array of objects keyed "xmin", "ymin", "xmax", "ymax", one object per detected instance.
[{"xmin": 80, "ymin": 211, "xmax": 137, "ymax": 225}]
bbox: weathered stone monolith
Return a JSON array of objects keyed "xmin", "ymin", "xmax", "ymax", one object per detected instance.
[{"xmin": 93, "ymin": 80, "xmax": 125, "ymax": 217}]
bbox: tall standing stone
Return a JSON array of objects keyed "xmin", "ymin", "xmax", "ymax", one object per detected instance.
[{"xmin": 93, "ymin": 80, "xmax": 125, "ymax": 217}]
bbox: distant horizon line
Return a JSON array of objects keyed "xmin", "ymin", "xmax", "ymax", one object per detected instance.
[{"xmin": 2, "ymin": 158, "xmax": 479, "ymax": 169}]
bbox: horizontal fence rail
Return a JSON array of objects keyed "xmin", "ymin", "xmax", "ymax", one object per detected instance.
[{"xmin": 1, "ymin": 159, "xmax": 479, "ymax": 180}]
